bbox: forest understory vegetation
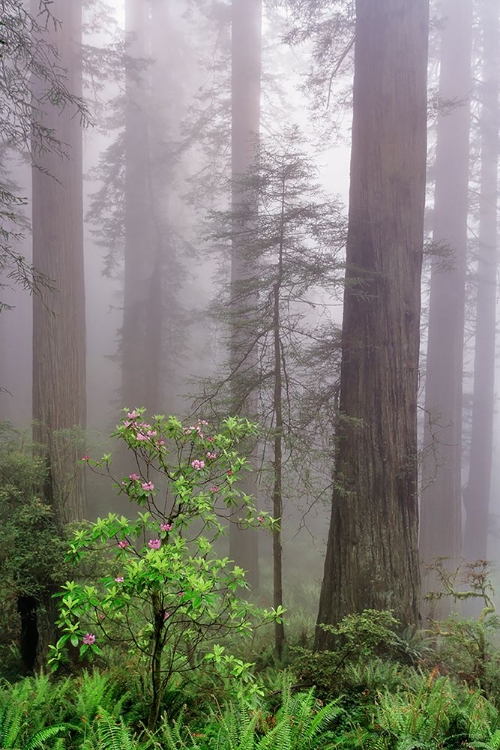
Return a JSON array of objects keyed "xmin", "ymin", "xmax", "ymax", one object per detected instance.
[
  {"xmin": 2, "ymin": 0, "xmax": 500, "ymax": 746},
  {"xmin": 2, "ymin": 419, "xmax": 500, "ymax": 747}
]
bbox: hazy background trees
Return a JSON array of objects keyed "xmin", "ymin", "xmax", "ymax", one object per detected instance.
[
  {"xmin": 2, "ymin": 0, "xmax": 500, "ymax": 666},
  {"xmin": 419, "ymin": 0, "xmax": 472, "ymax": 617}
]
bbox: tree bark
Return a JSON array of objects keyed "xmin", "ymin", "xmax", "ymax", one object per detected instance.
[
  {"xmin": 229, "ymin": 0, "xmax": 262, "ymax": 589},
  {"xmin": 122, "ymin": 0, "xmax": 159, "ymax": 413},
  {"xmin": 272, "ymin": 191, "xmax": 286, "ymax": 657},
  {"xmin": 420, "ymin": 0, "xmax": 473, "ymax": 617},
  {"xmin": 463, "ymin": 0, "xmax": 499, "ymax": 563},
  {"xmin": 316, "ymin": 0, "xmax": 428, "ymax": 646},
  {"xmin": 31, "ymin": 0, "xmax": 86, "ymax": 524}
]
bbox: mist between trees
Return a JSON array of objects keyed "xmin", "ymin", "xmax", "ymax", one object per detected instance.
[{"xmin": 0, "ymin": 0, "xmax": 499, "ymax": 721}]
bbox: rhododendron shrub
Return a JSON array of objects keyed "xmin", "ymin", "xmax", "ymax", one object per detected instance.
[{"xmin": 48, "ymin": 410, "xmax": 281, "ymax": 728}]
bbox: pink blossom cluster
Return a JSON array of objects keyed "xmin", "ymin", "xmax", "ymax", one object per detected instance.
[
  {"xmin": 184, "ymin": 420, "xmax": 209, "ymax": 439},
  {"xmin": 206, "ymin": 452, "xmax": 217, "ymax": 460},
  {"xmin": 82, "ymin": 633, "xmax": 95, "ymax": 645},
  {"xmin": 118, "ymin": 540, "xmax": 129, "ymax": 549},
  {"xmin": 191, "ymin": 459, "xmax": 205, "ymax": 471},
  {"xmin": 160, "ymin": 523, "xmax": 172, "ymax": 532},
  {"xmin": 148, "ymin": 539, "xmax": 161, "ymax": 550},
  {"xmin": 142, "ymin": 481, "xmax": 155, "ymax": 492}
]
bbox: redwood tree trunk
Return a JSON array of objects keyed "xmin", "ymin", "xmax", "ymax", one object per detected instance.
[
  {"xmin": 316, "ymin": 0, "xmax": 428, "ymax": 646},
  {"xmin": 31, "ymin": 0, "xmax": 86, "ymax": 524},
  {"xmin": 419, "ymin": 0, "xmax": 472, "ymax": 616},
  {"xmin": 229, "ymin": 0, "xmax": 262, "ymax": 589},
  {"xmin": 463, "ymin": 0, "xmax": 499, "ymax": 563}
]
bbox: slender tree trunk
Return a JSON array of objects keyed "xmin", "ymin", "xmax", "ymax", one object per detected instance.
[
  {"xmin": 316, "ymin": 0, "xmax": 428, "ymax": 647},
  {"xmin": 122, "ymin": 0, "xmax": 159, "ymax": 413},
  {"xmin": 229, "ymin": 0, "xmax": 262, "ymax": 589},
  {"xmin": 420, "ymin": 0, "xmax": 472, "ymax": 618},
  {"xmin": 463, "ymin": 0, "xmax": 499, "ymax": 563},
  {"xmin": 272, "ymin": 194, "xmax": 286, "ymax": 657},
  {"xmin": 31, "ymin": 0, "xmax": 86, "ymax": 524}
]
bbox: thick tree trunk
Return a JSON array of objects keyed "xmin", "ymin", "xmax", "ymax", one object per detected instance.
[
  {"xmin": 463, "ymin": 0, "xmax": 499, "ymax": 563},
  {"xmin": 316, "ymin": 0, "xmax": 428, "ymax": 646},
  {"xmin": 229, "ymin": 0, "xmax": 262, "ymax": 589},
  {"xmin": 31, "ymin": 0, "xmax": 86, "ymax": 524},
  {"xmin": 420, "ymin": 0, "xmax": 472, "ymax": 617}
]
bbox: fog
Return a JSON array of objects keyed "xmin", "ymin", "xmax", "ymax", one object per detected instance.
[{"xmin": 1, "ymin": 0, "xmax": 499, "ymax": 628}]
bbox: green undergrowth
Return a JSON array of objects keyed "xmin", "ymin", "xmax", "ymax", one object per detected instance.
[{"xmin": 2, "ymin": 658, "xmax": 500, "ymax": 750}]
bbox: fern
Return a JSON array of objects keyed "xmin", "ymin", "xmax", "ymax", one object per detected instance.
[
  {"xmin": 87, "ymin": 707, "xmax": 142, "ymax": 750},
  {"xmin": 157, "ymin": 673, "xmax": 342, "ymax": 750},
  {"xmin": 0, "ymin": 698, "xmax": 25, "ymax": 749},
  {"xmin": 22, "ymin": 725, "xmax": 68, "ymax": 750},
  {"xmin": 471, "ymin": 730, "xmax": 500, "ymax": 750},
  {"xmin": 73, "ymin": 670, "xmax": 131, "ymax": 723},
  {"xmin": 0, "ymin": 695, "xmax": 69, "ymax": 750},
  {"xmin": 156, "ymin": 710, "xmax": 206, "ymax": 750}
]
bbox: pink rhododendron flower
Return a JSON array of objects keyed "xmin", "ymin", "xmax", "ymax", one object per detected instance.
[
  {"xmin": 81, "ymin": 455, "xmax": 90, "ymax": 462},
  {"xmin": 164, "ymin": 612, "xmax": 170, "ymax": 620},
  {"xmin": 257, "ymin": 516, "xmax": 264, "ymax": 524},
  {"xmin": 82, "ymin": 633, "xmax": 95, "ymax": 645},
  {"xmin": 148, "ymin": 539, "xmax": 161, "ymax": 550},
  {"xmin": 98, "ymin": 613, "xmax": 105, "ymax": 620},
  {"xmin": 160, "ymin": 523, "xmax": 172, "ymax": 532},
  {"xmin": 136, "ymin": 432, "xmax": 148, "ymax": 441},
  {"xmin": 210, "ymin": 486, "xmax": 219, "ymax": 493},
  {"xmin": 191, "ymin": 459, "xmax": 205, "ymax": 470},
  {"xmin": 142, "ymin": 481, "xmax": 155, "ymax": 492},
  {"xmin": 206, "ymin": 452, "xmax": 217, "ymax": 460},
  {"xmin": 127, "ymin": 410, "xmax": 139, "ymax": 419},
  {"xmin": 118, "ymin": 540, "xmax": 129, "ymax": 549},
  {"xmin": 129, "ymin": 473, "xmax": 140, "ymax": 481},
  {"xmin": 147, "ymin": 430, "xmax": 157, "ymax": 437},
  {"xmin": 114, "ymin": 576, "xmax": 124, "ymax": 583}
]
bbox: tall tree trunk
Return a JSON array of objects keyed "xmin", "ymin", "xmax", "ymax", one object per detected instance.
[
  {"xmin": 463, "ymin": 0, "xmax": 499, "ymax": 563},
  {"xmin": 272, "ymin": 189, "xmax": 286, "ymax": 657},
  {"xmin": 419, "ymin": 0, "xmax": 472, "ymax": 617},
  {"xmin": 31, "ymin": 0, "xmax": 86, "ymax": 524},
  {"xmin": 316, "ymin": 0, "xmax": 428, "ymax": 647},
  {"xmin": 229, "ymin": 0, "xmax": 262, "ymax": 589},
  {"xmin": 122, "ymin": 0, "xmax": 159, "ymax": 413}
]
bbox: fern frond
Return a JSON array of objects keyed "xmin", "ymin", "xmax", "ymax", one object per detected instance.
[
  {"xmin": 0, "ymin": 698, "xmax": 25, "ymax": 748},
  {"xmin": 93, "ymin": 707, "xmax": 139, "ymax": 750},
  {"xmin": 22, "ymin": 724, "xmax": 68, "ymax": 750}
]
